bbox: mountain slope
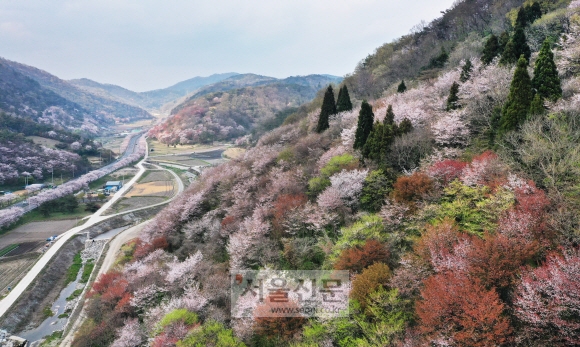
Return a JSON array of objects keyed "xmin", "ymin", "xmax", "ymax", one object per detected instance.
[
  {"xmin": 0, "ymin": 62, "xmax": 86, "ymax": 128},
  {"xmin": 0, "ymin": 58, "xmax": 152, "ymax": 124},
  {"xmin": 69, "ymin": 73, "xmax": 239, "ymax": 111},
  {"xmin": 148, "ymin": 74, "xmax": 343, "ymax": 144},
  {"xmin": 68, "ymin": 1, "xmax": 580, "ymax": 347}
]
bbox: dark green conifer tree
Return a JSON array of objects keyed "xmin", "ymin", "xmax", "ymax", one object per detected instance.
[
  {"xmin": 532, "ymin": 40, "xmax": 562, "ymax": 101},
  {"xmin": 460, "ymin": 59, "xmax": 473, "ymax": 82},
  {"xmin": 498, "ymin": 31, "xmax": 510, "ymax": 54},
  {"xmin": 336, "ymin": 85, "xmax": 353, "ymax": 112},
  {"xmin": 500, "ymin": 56, "xmax": 534, "ymax": 133},
  {"xmin": 500, "ymin": 39, "xmax": 517, "ymax": 65},
  {"xmin": 398, "ymin": 118, "xmax": 413, "ymax": 135},
  {"xmin": 397, "ymin": 80, "xmax": 407, "ymax": 93},
  {"xmin": 353, "ymin": 100, "xmax": 375, "ymax": 150},
  {"xmin": 316, "ymin": 85, "xmax": 337, "ymax": 133},
  {"xmin": 380, "ymin": 123, "xmax": 395, "ymax": 159},
  {"xmin": 525, "ymin": 2, "xmax": 542, "ymax": 24},
  {"xmin": 515, "ymin": 6, "xmax": 527, "ymax": 29},
  {"xmin": 446, "ymin": 82, "xmax": 460, "ymax": 111},
  {"xmin": 362, "ymin": 121, "xmax": 383, "ymax": 160},
  {"xmin": 500, "ymin": 27, "xmax": 530, "ymax": 65},
  {"xmin": 512, "ymin": 27, "xmax": 531, "ymax": 62},
  {"xmin": 482, "ymin": 35, "xmax": 500, "ymax": 65},
  {"xmin": 384, "ymin": 105, "xmax": 395, "ymax": 125},
  {"xmin": 529, "ymin": 93, "xmax": 545, "ymax": 115}
]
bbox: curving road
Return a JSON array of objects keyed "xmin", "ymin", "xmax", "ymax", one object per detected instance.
[
  {"xmin": 59, "ymin": 164, "xmax": 185, "ymax": 347},
  {"xmin": 0, "ymin": 135, "xmax": 151, "ymax": 319},
  {"xmin": 15, "ymin": 132, "xmax": 144, "ymax": 213}
]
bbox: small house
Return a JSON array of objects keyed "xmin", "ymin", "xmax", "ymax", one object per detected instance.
[{"xmin": 103, "ymin": 181, "xmax": 123, "ymax": 192}]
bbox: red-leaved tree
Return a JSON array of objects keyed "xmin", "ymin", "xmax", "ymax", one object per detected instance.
[
  {"xmin": 334, "ymin": 239, "xmax": 391, "ymax": 273},
  {"xmin": 416, "ymin": 272, "xmax": 512, "ymax": 347}
]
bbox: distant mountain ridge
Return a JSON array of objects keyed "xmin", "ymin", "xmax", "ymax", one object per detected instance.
[
  {"xmin": 69, "ymin": 72, "xmax": 239, "ymax": 111},
  {"xmin": 0, "ymin": 58, "xmax": 152, "ymax": 128}
]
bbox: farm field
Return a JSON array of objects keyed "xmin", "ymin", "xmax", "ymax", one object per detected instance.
[
  {"xmin": 223, "ymin": 147, "xmax": 246, "ymax": 159},
  {"xmin": 97, "ymin": 136, "xmax": 125, "ymax": 154},
  {"xmin": 125, "ymin": 181, "xmax": 175, "ymax": 198},
  {"xmin": 0, "ymin": 253, "xmax": 39, "ymax": 296},
  {"xmin": 151, "ymin": 155, "xmax": 208, "ymax": 167},
  {"xmin": 26, "ymin": 136, "xmax": 62, "ymax": 148},
  {"xmin": 103, "ymin": 196, "xmax": 166, "ymax": 215},
  {"xmin": 0, "ymin": 220, "xmax": 76, "ymax": 250},
  {"xmin": 147, "ymin": 139, "xmax": 223, "ymax": 156},
  {"xmin": 138, "ymin": 170, "xmax": 173, "ymax": 183}
]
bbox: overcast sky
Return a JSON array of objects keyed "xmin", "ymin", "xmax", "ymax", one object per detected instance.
[{"xmin": 0, "ymin": 0, "xmax": 457, "ymax": 92}]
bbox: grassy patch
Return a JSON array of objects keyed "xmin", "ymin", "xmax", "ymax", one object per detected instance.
[
  {"xmin": 43, "ymin": 305, "xmax": 54, "ymax": 319},
  {"xmin": 0, "ymin": 244, "xmax": 19, "ymax": 257},
  {"xmin": 138, "ymin": 170, "xmax": 151, "ymax": 182},
  {"xmin": 58, "ymin": 312, "xmax": 69, "ymax": 318},
  {"xmin": 39, "ymin": 330, "xmax": 63, "ymax": 347},
  {"xmin": 161, "ymin": 166, "xmax": 190, "ymax": 187},
  {"xmin": 80, "ymin": 259, "xmax": 94, "ymax": 283},
  {"xmin": 66, "ymin": 289, "xmax": 83, "ymax": 301},
  {"xmin": 65, "ymin": 252, "xmax": 83, "ymax": 285}
]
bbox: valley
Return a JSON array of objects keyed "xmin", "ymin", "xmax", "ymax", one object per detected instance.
[{"xmin": 2, "ymin": 0, "xmax": 580, "ymax": 346}]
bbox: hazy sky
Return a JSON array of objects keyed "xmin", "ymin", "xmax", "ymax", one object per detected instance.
[{"xmin": 0, "ymin": 0, "xmax": 456, "ymax": 92}]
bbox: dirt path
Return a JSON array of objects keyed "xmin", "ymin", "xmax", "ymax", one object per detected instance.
[
  {"xmin": 99, "ymin": 220, "xmax": 150, "ymax": 275},
  {"xmin": 59, "ymin": 220, "xmax": 151, "ymax": 347}
]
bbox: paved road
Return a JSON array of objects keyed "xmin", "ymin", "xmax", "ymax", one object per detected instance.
[
  {"xmin": 0, "ymin": 135, "xmax": 149, "ymax": 319},
  {"xmin": 60, "ymin": 164, "xmax": 185, "ymax": 347},
  {"xmin": 14, "ymin": 132, "xmax": 143, "ymax": 213}
]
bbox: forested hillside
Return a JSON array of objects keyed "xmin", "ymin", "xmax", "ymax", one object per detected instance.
[
  {"xmin": 0, "ymin": 57, "xmax": 152, "ymax": 126},
  {"xmin": 344, "ymin": 0, "xmax": 569, "ymax": 99},
  {"xmin": 148, "ymin": 74, "xmax": 342, "ymax": 144},
  {"xmin": 73, "ymin": 1, "xmax": 580, "ymax": 346}
]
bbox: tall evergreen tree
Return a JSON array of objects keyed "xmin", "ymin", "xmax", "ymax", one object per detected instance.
[
  {"xmin": 354, "ymin": 100, "xmax": 375, "ymax": 150},
  {"xmin": 512, "ymin": 27, "xmax": 531, "ymax": 62},
  {"xmin": 384, "ymin": 105, "xmax": 395, "ymax": 125},
  {"xmin": 398, "ymin": 118, "xmax": 413, "ymax": 135},
  {"xmin": 498, "ymin": 31, "xmax": 510, "ymax": 54},
  {"xmin": 446, "ymin": 82, "xmax": 461, "ymax": 111},
  {"xmin": 532, "ymin": 40, "xmax": 562, "ymax": 101},
  {"xmin": 500, "ymin": 56, "xmax": 534, "ymax": 133},
  {"xmin": 482, "ymin": 35, "xmax": 500, "ymax": 65},
  {"xmin": 500, "ymin": 39, "xmax": 517, "ymax": 65},
  {"xmin": 397, "ymin": 80, "xmax": 407, "ymax": 93},
  {"xmin": 525, "ymin": 2, "xmax": 542, "ymax": 24},
  {"xmin": 316, "ymin": 85, "xmax": 337, "ymax": 133},
  {"xmin": 336, "ymin": 85, "xmax": 353, "ymax": 112},
  {"xmin": 460, "ymin": 59, "xmax": 473, "ymax": 82},
  {"xmin": 380, "ymin": 123, "xmax": 395, "ymax": 159},
  {"xmin": 515, "ymin": 6, "xmax": 527, "ymax": 29},
  {"xmin": 362, "ymin": 121, "xmax": 383, "ymax": 160},
  {"xmin": 500, "ymin": 27, "xmax": 531, "ymax": 65},
  {"xmin": 380, "ymin": 106, "xmax": 397, "ymax": 159},
  {"xmin": 529, "ymin": 93, "xmax": 545, "ymax": 115}
]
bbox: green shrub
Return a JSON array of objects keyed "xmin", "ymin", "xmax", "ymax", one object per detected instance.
[
  {"xmin": 431, "ymin": 180, "xmax": 514, "ymax": 235},
  {"xmin": 360, "ymin": 170, "xmax": 393, "ymax": 212},
  {"xmin": 320, "ymin": 154, "xmax": 356, "ymax": 177},
  {"xmin": 80, "ymin": 259, "xmax": 94, "ymax": 283},
  {"xmin": 177, "ymin": 320, "xmax": 246, "ymax": 347},
  {"xmin": 156, "ymin": 309, "xmax": 199, "ymax": 335},
  {"xmin": 65, "ymin": 252, "xmax": 83, "ymax": 285}
]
